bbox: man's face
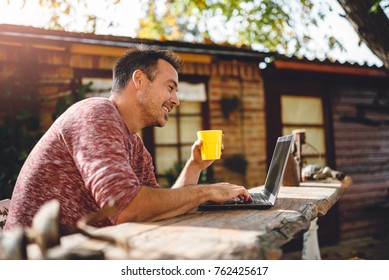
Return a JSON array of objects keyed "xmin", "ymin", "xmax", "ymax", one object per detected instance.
[{"xmin": 138, "ymin": 59, "xmax": 180, "ymax": 128}]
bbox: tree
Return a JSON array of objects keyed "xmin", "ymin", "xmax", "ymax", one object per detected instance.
[
  {"xmin": 138, "ymin": 0, "xmax": 389, "ymax": 67},
  {"xmin": 337, "ymin": 0, "xmax": 389, "ymax": 69},
  {"xmin": 11, "ymin": 0, "xmax": 343, "ymax": 57},
  {"xmin": 137, "ymin": 0, "xmax": 341, "ymax": 57}
]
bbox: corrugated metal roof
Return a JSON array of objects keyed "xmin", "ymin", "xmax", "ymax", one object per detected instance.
[
  {"xmin": 273, "ymin": 53, "xmax": 385, "ymax": 71},
  {"xmin": 0, "ymin": 24, "xmax": 386, "ymax": 74}
]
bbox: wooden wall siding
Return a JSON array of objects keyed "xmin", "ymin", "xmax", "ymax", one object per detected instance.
[
  {"xmin": 181, "ymin": 60, "xmax": 260, "ymax": 80},
  {"xmin": 37, "ymin": 52, "xmax": 70, "ymax": 65},
  {"xmin": 0, "ymin": 47, "xmax": 18, "ymax": 61},
  {"xmin": 332, "ymin": 87, "xmax": 389, "ymax": 240},
  {"xmin": 0, "ymin": 42, "xmax": 267, "ymax": 190},
  {"xmin": 69, "ymin": 54, "xmax": 117, "ymax": 69}
]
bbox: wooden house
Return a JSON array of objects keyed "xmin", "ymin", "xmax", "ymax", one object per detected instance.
[
  {"xmin": 1, "ymin": 24, "xmax": 388, "ymax": 246},
  {"xmin": 263, "ymin": 55, "xmax": 389, "ymax": 244}
]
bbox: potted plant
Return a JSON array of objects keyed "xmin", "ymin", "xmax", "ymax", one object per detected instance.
[
  {"xmin": 163, "ymin": 161, "xmax": 212, "ymax": 187},
  {"xmin": 223, "ymin": 154, "xmax": 248, "ymax": 175},
  {"xmin": 220, "ymin": 96, "xmax": 241, "ymax": 119}
]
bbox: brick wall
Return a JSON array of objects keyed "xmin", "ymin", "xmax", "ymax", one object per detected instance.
[{"xmin": 181, "ymin": 60, "xmax": 266, "ymax": 187}]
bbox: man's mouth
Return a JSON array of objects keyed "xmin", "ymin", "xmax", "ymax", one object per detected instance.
[{"xmin": 162, "ymin": 104, "xmax": 172, "ymax": 113}]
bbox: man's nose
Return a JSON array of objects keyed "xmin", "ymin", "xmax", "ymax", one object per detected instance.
[{"xmin": 170, "ymin": 90, "xmax": 180, "ymax": 107}]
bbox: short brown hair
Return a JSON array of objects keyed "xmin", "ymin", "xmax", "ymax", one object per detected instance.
[{"xmin": 111, "ymin": 44, "xmax": 183, "ymax": 93}]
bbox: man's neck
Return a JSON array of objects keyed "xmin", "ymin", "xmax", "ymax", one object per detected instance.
[{"xmin": 109, "ymin": 92, "xmax": 143, "ymax": 134}]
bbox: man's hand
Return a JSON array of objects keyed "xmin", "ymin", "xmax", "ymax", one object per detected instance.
[
  {"xmin": 189, "ymin": 139, "xmax": 224, "ymax": 170},
  {"xmin": 189, "ymin": 139, "xmax": 214, "ymax": 170},
  {"xmin": 206, "ymin": 182, "xmax": 253, "ymax": 203},
  {"xmin": 172, "ymin": 138, "xmax": 224, "ymax": 188}
]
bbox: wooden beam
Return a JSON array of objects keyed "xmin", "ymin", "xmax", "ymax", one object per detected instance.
[
  {"xmin": 32, "ymin": 44, "xmax": 66, "ymax": 51},
  {"xmin": 71, "ymin": 44, "xmax": 128, "ymax": 56},
  {"xmin": 177, "ymin": 53, "xmax": 212, "ymax": 63},
  {"xmin": 0, "ymin": 41, "xmax": 22, "ymax": 47},
  {"xmin": 70, "ymin": 44, "xmax": 212, "ymax": 64}
]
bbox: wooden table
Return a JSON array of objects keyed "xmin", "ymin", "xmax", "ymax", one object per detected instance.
[{"xmin": 29, "ymin": 177, "xmax": 352, "ymax": 260}]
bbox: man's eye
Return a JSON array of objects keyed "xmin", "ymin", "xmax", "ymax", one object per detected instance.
[{"xmin": 168, "ymin": 86, "xmax": 173, "ymax": 92}]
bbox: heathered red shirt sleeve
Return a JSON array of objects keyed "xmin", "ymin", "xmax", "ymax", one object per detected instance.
[{"xmin": 5, "ymin": 97, "xmax": 158, "ymax": 230}]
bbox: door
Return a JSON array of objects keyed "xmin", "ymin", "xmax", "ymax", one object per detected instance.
[{"xmin": 264, "ymin": 73, "xmax": 338, "ymax": 245}]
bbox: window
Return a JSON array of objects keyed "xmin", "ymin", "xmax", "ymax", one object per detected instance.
[
  {"xmin": 144, "ymin": 81, "xmax": 209, "ymax": 187},
  {"xmin": 281, "ymin": 95, "xmax": 327, "ymax": 167},
  {"xmin": 82, "ymin": 77, "xmax": 112, "ymax": 98},
  {"xmin": 153, "ymin": 101, "xmax": 204, "ymax": 186}
]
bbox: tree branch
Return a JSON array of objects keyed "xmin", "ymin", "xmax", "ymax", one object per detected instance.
[{"xmin": 337, "ymin": 0, "xmax": 389, "ymax": 69}]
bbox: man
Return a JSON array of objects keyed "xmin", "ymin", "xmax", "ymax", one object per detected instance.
[{"xmin": 4, "ymin": 45, "xmax": 251, "ymax": 230}]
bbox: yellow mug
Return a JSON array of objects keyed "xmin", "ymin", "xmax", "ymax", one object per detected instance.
[{"xmin": 196, "ymin": 130, "xmax": 223, "ymax": 160}]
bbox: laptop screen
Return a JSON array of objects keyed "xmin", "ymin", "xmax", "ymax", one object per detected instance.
[{"xmin": 263, "ymin": 135, "xmax": 293, "ymax": 204}]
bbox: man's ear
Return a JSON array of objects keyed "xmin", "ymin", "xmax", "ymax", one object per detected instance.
[{"xmin": 131, "ymin": 70, "xmax": 144, "ymax": 90}]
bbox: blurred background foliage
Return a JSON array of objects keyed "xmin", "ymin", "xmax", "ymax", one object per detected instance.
[
  {"xmin": 0, "ymin": 65, "xmax": 91, "ymax": 199},
  {"xmin": 23, "ymin": 0, "xmax": 388, "ymax": 66},
  {"xmin": 0, "ymin": 66, "xmax": 42, "ymax": 199}
]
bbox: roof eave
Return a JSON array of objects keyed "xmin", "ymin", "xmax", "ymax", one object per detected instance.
[{"xmin": 0, "ymin": 24, "xmax": 271, "ymax": 61}]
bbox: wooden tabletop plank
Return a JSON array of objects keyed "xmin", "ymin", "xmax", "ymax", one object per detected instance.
[{"xmin": 27, "ymin": 178, "xmax": 351, "ymax": 260}]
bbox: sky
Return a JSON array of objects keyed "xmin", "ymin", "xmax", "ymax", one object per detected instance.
[{"xmin": 0, "ymin": 0, "xmax": 384, "ymax": 67}]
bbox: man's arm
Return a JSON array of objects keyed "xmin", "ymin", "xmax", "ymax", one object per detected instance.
[
  {"xmin": 172, "ymin": 140, "xmax": 214, "ymax": 188},
  {"xmin": 116, "ymin": 183, "xmax": 251, "ymax": 223}
]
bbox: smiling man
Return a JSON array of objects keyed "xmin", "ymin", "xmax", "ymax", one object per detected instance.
[{"xmin": 4, "ymin": 45, "xmax": 251, "ymax": 231}]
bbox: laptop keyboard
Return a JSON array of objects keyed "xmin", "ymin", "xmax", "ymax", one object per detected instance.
[
  {"xmin": 224, "ymin": 193, "xmax": 266, "ymax": 204},
  {"xmin": 251, "ymin": 193, "xmax": 267, "ymax": 203}
]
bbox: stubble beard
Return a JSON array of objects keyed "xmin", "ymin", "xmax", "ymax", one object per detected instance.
[{"xmin": 139, "ymin": 86, "xmax": 168, "ymax": 128}]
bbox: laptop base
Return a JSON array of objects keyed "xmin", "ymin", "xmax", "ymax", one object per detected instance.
[{"xmin": 198, "ymin": 202, "xmax": 272, "ymax": 211}]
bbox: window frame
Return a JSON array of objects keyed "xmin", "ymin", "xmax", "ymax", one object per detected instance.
[
  {"xmin": 263, "ymin": 73, "xmax": 335, "ymax": 169},
  {"xmin": 280, "ymin": 95, "xmax": 327, "ymax": 165},
  {"xmin": 142, "ymin": 75, "xmax": 210, "ymax": 181}
]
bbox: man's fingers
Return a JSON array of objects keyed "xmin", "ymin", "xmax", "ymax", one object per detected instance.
[
  {"xmin": 229, "ymin": 184, "xmax": 252, "ymax": 201},
  {"xmin": 243, "ymin": 192, "xmax": 253, "ymax": 202},
  {"xmin": 193, "ymin": 139, "xmax": 202, "ymax": 149},
  {"xmin": 238, "ymin": 190, "xmax": 252, "ymax": 201}
]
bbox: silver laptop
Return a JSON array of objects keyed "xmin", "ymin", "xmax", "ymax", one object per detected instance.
[{"xmin": 198, "ymin": 134, "xmax": 293, "ymax": 210}]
